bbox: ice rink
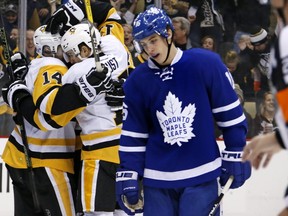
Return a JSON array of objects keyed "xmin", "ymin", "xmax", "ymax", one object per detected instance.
[
  {"xmin": 221, "ymin": 149, "xmax": 288, "ymax": 216},
  {"xmin": 1, "ymin": 139, "xmax": 288, "ymax": 215}
]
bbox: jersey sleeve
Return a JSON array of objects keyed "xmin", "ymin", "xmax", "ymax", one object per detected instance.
[
  {"xmin": 119, "ymin": 72, "xmax": 148, "ymax": 176},
  {"xmin": 205, "ymin": 53, "xmax": 247, "ymax": 149},
  {"xmin": 30, "ymin": 59, "xmax": 85, "ymax": 130}
]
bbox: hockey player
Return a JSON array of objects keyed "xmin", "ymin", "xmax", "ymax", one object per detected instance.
[
  {"xmin": 1, "ymin": 27, "xmax": 79, "ymax": 216},
  {"xmin": 45, "ymin": 0, "xmax": 135, "ymax": 73},
  {"xmin": 115, "ymin": 7, "xmax": 251, "ymax": 216},
  {"xmin": 59, "ymin": 23, "xmax": 128, "ymax": 215}
]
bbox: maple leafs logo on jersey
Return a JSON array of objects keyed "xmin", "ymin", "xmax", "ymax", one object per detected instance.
[{"xmin": 156, "ymin": 92, "xmax": 196, "ymax": 146}]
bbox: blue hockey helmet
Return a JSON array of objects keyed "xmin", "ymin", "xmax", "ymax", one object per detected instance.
[{"xmin": 132, "ymin": 7, "xmax": 174, "ymax": 42}]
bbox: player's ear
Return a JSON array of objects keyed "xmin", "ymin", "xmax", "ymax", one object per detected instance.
[
  {"xmin": 166, "ymin": 29, "xmax": 174, "ymax": 44},
  {"xmin": 167, "ymin": 29, "xmax": 173, "ymax": 40},
  {"xmin": 81, "ymin": 46, "xmax": 91, "ymax": 58}
]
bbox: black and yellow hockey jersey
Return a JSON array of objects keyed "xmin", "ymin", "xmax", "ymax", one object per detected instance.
[{"xmin": 2, "ymin": 57, "xmax": 78, "ymax": 174}]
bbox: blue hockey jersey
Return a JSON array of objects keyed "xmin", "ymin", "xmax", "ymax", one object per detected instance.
[{"xmin": 119, "ymin": 48, "xmax": 247, "ymax": 188}]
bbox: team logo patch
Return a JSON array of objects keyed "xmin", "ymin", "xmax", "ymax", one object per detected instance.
[{"xmin": 156, "ymin": 92, "xmax": 196, "ymax": 146}]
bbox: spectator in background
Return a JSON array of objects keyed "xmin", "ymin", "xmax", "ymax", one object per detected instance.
[
  {"xmin": 111, "ymin": 0, "xmax": 139, "ymax": 25},
  {"xmin": 109, "ymin": 0, "xmax": 126, "ymax": 23},
  {"xmin": 3, "ymin": 3, "xmax": 18, "ymax": 36},
  {"xmin": 224, "ymin": 50, "xmax": 254, "ymax": 100},
  {"xmin": 0, "ymin": 27, "xmax": 18, "ymax": 68},
  {"xmin": 26, "ymin": 29, "xmax": 40, "ymax": 63},
  {"xmin": 188, "ymin": 0, "xmax": 224, "ymax": 51},
  {"xmin": 9, "ymin": 27, "xmax": 19, "ymax": 52},
  {"xmin": 250, "ymin": 27, "xmax": 271, "ymax": 113},
  {"xmin": 201, "ymin": 35, "xmax": 216, "ymax": 52},
  {"xmin": 238, "ymin": 34, "xmax": 254, "ymax": 53},
  {"xmin": 252, "ymin": 91, "xmax": 277, "ymax": 136},
  {"xmin": 172, "ymin": 16, "xmax": 192, "ymax": 50},
  {"xmin": 48, "ymin": 0, "xmax": 61, "ymax": 15},
  {"xmin": 162, "ymin": 0, "xmax": 190, "ymax": 18},
  {"xmin": 123, "ymin": 23, "xmax": 139, "ymax": 65},
  {"xmin": 224, "ymin": 0, "xmax": 272, "ymax": 53},
  {"xmin": 34, "ymin": 0, "xmax": 52, "ymax": 25}
]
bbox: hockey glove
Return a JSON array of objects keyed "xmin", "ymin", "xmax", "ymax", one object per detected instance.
[
  {"xmin": 75, "ymin": 66, "xmax": 113, "ymax": 103},
  {"xmin": 2, "ymin": 80, "xmax": 30, "ymax": 111},
  {"xmin": 45, "ymin": 0, "xmax": 84, "ymax": 36},
  {"xmin": 9, "ymin": 52, "xmax": 29, "ymax": 81},
  {"xmin": 105, "ymin": 78, "xmax": 125, "ymax": 112},
  {"xmin": 116, "ymin": 169, "xmax": 143, "ymax": 215},
  {"xmin": 220, "ymin": 148, "xmax": 251, "ymax": 189}
]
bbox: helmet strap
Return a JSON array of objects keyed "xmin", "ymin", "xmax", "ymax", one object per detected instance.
[{"xmin": 162, "ymin": 31, "xmax": 174, "ymax": 64}]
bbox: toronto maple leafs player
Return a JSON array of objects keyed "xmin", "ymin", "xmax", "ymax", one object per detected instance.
[{"xmin": 115, "ymin": 7, "xmax": 251, "ymax": 216}]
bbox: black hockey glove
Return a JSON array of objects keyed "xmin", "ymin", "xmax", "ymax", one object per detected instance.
[
  {"xmin": 2, "ymin": 80, "xmax": 31, "ymax": 111},
  {"xmin": 9, "ymin": 52, "xmax": 29, "ymax": 81},
  {"xmin": 105, "ymin": 78, "xmax": 125, "ymax": 112},
  {"xmin": 74, "ymin": 66, "xmax": 113, "ymax": 104},
  {"xmin": 45, "ymin": 0, "xmax": 85, "ymax": 36}
]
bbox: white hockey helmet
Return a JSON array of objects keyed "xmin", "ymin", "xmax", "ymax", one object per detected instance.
[
  {"xmin": 33, "ymin": 25, "xmax": 62, "ymax": 57},
  {"xmin": 61, "ymin": 23, "xmax": 101, "ymax": 60}
]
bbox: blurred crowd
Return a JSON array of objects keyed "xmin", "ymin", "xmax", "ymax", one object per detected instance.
[{"xmin": 0, "ymin": 0, "xmax": 279, "ymax": 138}]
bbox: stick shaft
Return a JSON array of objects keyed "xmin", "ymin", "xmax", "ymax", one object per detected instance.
[
  {"xmin": 208, "ymin": 175, "xmax": 234, "ymax": 216},
  {"xmin": 0, "ymin": 14, "xmax": 42, "ymax": 214},
  {"xmin": 0, "ymin": 15, "xmax": 13, "ymax": 79},
  {"xmin": 83, "ymin": 0, "xmax": 103, "ymax": 72}
]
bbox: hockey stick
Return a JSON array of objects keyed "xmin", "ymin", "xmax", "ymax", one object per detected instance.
[
  {"xmin": 208, "ymin": 175, "xmax": 234, "ymax": 216},
  {"xmin": 83, "ymin": 0, "xmax": 104, "ymax": 72},
  {"xmin": 0, "ymin": 15, "xmax": 42, "ymax": 214},
  {"xmin": 0, "ymin": 17, "xmax": 12, "ymax": 73}
]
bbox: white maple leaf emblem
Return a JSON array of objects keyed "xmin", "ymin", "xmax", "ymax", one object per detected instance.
[{"xmin": 156, "ymin": 92, "xmax": 196, "ymax": 146}]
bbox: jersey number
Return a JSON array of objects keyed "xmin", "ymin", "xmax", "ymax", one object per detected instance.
[{"xmin": 43, "ymin": 71, "xmax": 62, "ymax": 85}]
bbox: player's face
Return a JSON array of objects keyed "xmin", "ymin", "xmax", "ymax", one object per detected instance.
[
  {"xmin": 42, "ymin": 45, "xmax": 53, "ymax": 57},
  {"xmin": 140, "ymin": 34, "xmax": 169, "ymax": 64},
  {"xmin": 42, "ymin": 45, "xmax": 63, "ymax": 60},
  {"xmin": 65, "ymin": 50, "xmax": 81, "ymax": 64}
]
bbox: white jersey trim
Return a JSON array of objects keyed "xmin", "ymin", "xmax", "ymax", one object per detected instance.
[
  {"xmin": 212, "ymin": 99, "xmax": 240, "ymax": 113},
  {"xmin": 143, "ymin": 157, "xmax": 221, "ymax": 181},
  {"xmin": 121, "ymin": 130, "xmax": 149, "ymax": 138},
  {"xmin": 216, "ymin": 113, "xmax": 246, "ymax": 127},
  {"xmin": 119, "ymin": 146, "xmax": 146, "ymax": 152}
]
